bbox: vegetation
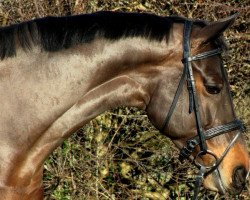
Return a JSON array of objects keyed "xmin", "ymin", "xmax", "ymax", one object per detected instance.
[{"xmin": 0, "ymin": 0, "xmax": 249, "ymax": 199}]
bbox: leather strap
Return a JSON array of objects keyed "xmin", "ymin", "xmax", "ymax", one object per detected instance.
[
  {"xmin": 193, "ymin": 166, "xmax": 206, "ymax": 200},
  {"xmin": 161, "ymin": 62, "xmax": 187, "ymax": 132},
  {"xmin": 179, "ymin": 119, "xmax": 245, "ymax": 160},
  {"xmin": 182, "ymin": 48, "xmax": 222, "ymax": 63},
  {"xmin": 183, "ymin": 20, "xmax": 208, "ymax": 153}
]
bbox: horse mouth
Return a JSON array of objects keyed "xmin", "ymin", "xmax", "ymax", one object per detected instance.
[
  {"xmin": 206, "ymin": 169, "xmax": 227, "ymax": 194},
  {"xmin": 206, "ymin": 166, "xmax": 249, "ymax": 195}
]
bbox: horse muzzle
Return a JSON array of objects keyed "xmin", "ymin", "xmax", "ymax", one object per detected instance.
[{"xmin": 204, "ymin": 164, "xmax": 249, "ymax": 195}]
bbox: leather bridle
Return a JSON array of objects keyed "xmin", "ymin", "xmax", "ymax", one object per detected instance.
[{"xmin": 161, "ymin": 20, "xmax": 246, "ymax": 199}]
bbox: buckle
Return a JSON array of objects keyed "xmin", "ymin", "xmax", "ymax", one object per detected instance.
[
  {"xmin": 179, "ymin": 139, "xmax": 198, "ymax": 161},
  {"xmin": 181, "ymin": 57, "xmax": 192, "ymax": 63},
  {"xmin": 238, "ymin": 120, "xmax": 247, "ymax": 132}
]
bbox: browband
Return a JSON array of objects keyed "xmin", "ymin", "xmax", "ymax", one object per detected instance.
[{"xmin": 182, "ymin": 48, "xmax": 222, "ymax": 63}]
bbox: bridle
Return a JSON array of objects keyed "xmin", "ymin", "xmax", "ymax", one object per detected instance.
[{"xmin": 161, "ymin": 20, "xmax": 246, "ymax": 199}]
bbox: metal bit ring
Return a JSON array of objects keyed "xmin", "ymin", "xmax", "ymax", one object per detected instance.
[{"xmin": 194, "ymin": 150, "xmax": 218, "ymax": 169}]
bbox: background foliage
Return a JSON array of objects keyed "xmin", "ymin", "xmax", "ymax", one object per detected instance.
[{"xmin": 0, "ymin": 0, "xmax": 249, "ymax": 199}]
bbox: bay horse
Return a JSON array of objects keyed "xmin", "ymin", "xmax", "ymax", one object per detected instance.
[{"xmin": 0, "ymin": 11, "xmax": 248, "ymax": 199}]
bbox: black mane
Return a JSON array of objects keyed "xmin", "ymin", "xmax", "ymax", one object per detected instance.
[{"xmin": 0, "ymin": 11, "xmax": 223, "ymax": 60}]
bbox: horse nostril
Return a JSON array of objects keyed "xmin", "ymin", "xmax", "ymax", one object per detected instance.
[{"xmin": 232, "ymin": 166, "xmax": 247, "ymax": 192}]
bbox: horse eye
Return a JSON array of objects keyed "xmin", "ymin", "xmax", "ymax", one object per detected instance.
[{"xmin": 205, "ymin": 85, "xmax": 222, "ymax": 94}]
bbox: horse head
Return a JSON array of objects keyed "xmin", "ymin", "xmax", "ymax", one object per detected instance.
[{"xmin": 146, "ymin": 14, "xmax": 249, "ymax": 195}]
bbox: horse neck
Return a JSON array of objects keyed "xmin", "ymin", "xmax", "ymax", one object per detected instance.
[
  {"xmin": 77, "ymin": 36, "xmax": 172, "ymax": 88},
  {"xmin": 0, "ymin": 25, "xmax": 183, "ymax": 138},
  {"xmin": 0, "ymin": 24, "xmax": 183, "ymax": 198}
]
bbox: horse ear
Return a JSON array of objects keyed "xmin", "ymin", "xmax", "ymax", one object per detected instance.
[{"xmin": 194, "ymin": 13, "xmax": 239, "ymax": 45}]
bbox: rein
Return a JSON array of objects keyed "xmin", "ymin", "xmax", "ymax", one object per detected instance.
[{"xmin": 161, "ymin": 20, "xmax": 245, "ymax": 199}]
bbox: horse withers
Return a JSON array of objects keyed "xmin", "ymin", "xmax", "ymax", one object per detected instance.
[{"xmin": 0, "ymin": 11, "xmax": 248, "ymax": 199}]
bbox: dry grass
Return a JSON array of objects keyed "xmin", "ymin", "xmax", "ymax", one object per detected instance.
[{"xmin": 0, "ymin": 0, "xmax": 249, "ymax": 199}]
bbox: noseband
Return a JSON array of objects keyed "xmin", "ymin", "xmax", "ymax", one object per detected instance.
[{"xmin": 161, "ymin": 20, "xmax": 245, "ymax": 199}]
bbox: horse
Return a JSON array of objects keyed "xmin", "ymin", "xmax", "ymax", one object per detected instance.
[{"xmin": 0, "ymin": 11, "xmax": 248, "ymax": 200}]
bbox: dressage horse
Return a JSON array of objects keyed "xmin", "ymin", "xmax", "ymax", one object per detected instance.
[{"xmin": 0, "ymin": 11, "xmax": 248, "ymax": 199}]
